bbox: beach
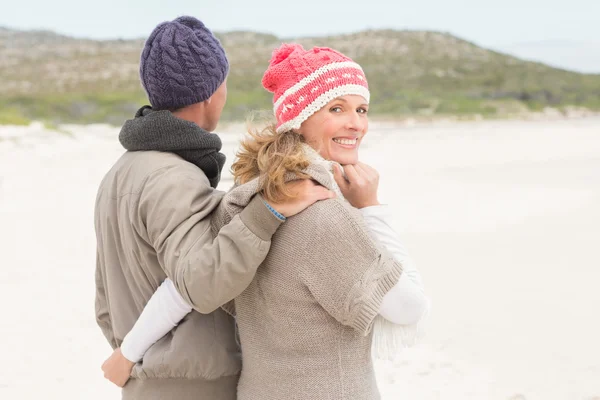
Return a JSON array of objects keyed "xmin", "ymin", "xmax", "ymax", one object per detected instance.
[{"xmin": 1, "ymin": 117, "xmax": 599, "ymax": 400}]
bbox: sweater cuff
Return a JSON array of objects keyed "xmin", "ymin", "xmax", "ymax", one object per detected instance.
[
  {"xmin": 239, "ymin": 194, "xmax": 284, "ymax": 241},
  {"xmin": 350, "ymin": 259, "xmax": 403, "ymax": 336}
]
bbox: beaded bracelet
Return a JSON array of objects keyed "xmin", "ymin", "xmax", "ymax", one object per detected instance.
[{"xmin": 263, "ymin": 200, "xmax": 287, "ymax": 221}]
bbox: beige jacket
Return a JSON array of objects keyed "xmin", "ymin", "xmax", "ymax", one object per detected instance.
[
  {"xmin": 212, "ymin": 160, "xmax": 404, "ymax": 400},
  {"xmin": 94, "ymin": 150, "xmax": 282, "ymax": 399}
]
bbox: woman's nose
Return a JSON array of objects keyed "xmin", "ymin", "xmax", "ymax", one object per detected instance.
[{"xmin": 345, "ymin": 111, "xmax": 366, "ymax": 131}]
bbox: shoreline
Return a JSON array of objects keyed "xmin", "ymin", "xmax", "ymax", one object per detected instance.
[{"xmin": 1, "ymin": 109, "xmax": 600, "ymax": 141}]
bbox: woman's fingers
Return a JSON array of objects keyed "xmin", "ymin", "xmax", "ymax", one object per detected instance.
[
  {"xmin": 336, "ymin": 162, "xmax": 380, "ymax": 208},
  {"xmin": 343, "ymin": 164, "xmax": 363, "ymax": 185},
  {"xmin": 356, "ymin": 162, "xmax": 379, "ymax": 181},
  {"xmin": 333, "ymin": 164, "xmax": 349, "ymax": 190}
]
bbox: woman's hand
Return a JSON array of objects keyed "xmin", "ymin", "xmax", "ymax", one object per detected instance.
[
  {"xmin": 101, "ymin": 348, "xmax": 135, "ymax": 388},
  {"xmin": 268, "ymin": 179, "xmax": 335, "ymax": 217},
  {"xmin": 333, "ymin": 162, "xmax": 380, "ymax": 209}
]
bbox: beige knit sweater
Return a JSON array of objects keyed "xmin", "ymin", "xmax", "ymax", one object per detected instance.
[{"xmin": 211, "ymin": 156, "xmax": 404, "ymax": 400}]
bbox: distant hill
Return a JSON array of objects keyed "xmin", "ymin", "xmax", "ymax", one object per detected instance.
[{"xmin": 1, "ymin": 27, "xmax": 600, "ymax": 125}]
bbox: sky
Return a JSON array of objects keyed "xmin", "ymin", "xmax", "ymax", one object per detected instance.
[{"xmin": 2, "ymin": 0, "xmax": 599, "ymax": 72}]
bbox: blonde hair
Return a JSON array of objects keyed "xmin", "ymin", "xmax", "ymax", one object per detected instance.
[{"xmin": 231, "ymin": 115, "xmax": 311, "ymax": 203}]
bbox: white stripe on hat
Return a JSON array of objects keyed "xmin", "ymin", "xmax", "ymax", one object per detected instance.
[
  {"xmin": 276, "ymin": 84, "xmax": 370, "ymax": 133},
  {"xmin": 273, "ymin": 61, "xmax": 365, "ymax": 113}
]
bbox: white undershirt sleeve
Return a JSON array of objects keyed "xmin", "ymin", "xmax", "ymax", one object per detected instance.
[
  {"xmin": 360, "ymin": 205, "xmax": 430, "ymax": 325},
  {"xmin": 120, "ymin": 278, "xmax": 192, "ymax": 362}
]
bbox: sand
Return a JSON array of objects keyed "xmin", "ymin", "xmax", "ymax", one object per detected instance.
[{"xmin": 1, "ymin": 117, "xmax": 599, "ymax": 400}]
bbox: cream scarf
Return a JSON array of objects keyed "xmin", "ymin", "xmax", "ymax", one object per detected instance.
[{"xmin": 301, "ymin": 144, "xmax": 427, "ymax": 360}]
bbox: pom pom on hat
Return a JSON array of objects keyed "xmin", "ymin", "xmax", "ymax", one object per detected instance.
[
  {"xmin": 262, "ymin": 43, "xmax": 305, "ymax": 92},
  {"xmin": 270, "ymin": 43, "xmax": 303, "ymax": 65}
]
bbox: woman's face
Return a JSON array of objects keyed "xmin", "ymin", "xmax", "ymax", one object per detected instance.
[{"xmin": 297, "ymin": 95, "xmax": 369, "ymax": 165}]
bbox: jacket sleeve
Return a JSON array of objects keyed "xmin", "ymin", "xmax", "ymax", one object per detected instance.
[
  {"xmin": 138, "ymin": 166, "xmax": 283, "ymax": 314},
  {"xmin": 94, "ymin": 251, "xmax": 117, "ymax": 349},
  {"xmin": 299, "ymin": 199, "xmax": 403, "ymax": 336}
]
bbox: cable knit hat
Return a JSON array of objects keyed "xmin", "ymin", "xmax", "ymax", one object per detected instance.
[
  {"xmin": 262, "ymin": 43, "xmax": 369, "ymax": 133},
  {"xmin": 140, "ymin": 16, "xmax": 229, "ymax": 110}
]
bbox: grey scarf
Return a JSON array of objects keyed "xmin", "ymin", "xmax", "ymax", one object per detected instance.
[{"xmin": 119, "ymin": 106, "xmax": 226, "ymax": 188}]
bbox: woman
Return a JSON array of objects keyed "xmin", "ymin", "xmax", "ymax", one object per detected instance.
[{"xmin": 104, "ymin": 43, "xmax": 430, "ymax": 399}]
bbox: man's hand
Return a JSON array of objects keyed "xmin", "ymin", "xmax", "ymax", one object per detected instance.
[
  {"xmin": 333, "ymin": 162, "xmax": 380, "ymax": 209},
  {"xmin": 101, "ymin": 348, "xmax": 135, "ymax": 388},
  {"xmin": 268, "ymin": 179, "xmax": 335, "ymax": 217}
]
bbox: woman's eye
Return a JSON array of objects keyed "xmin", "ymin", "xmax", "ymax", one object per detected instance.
[
  {"xmin": 330, "ymin": 106, "xmax": 342, "ymax": 113},
  {"xmin": 358, "ymin": 107, "xmax": 368, "ymax": 114}
]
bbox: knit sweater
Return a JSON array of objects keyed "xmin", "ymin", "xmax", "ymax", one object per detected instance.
[{"xmin": 209, "ymin": 160, "xmax": 403, "ymax": 400}]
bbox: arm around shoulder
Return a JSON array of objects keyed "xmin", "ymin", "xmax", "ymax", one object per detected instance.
[{"xmin": 138, "ymin": 166, "xmax": 284, "ymax": 313}]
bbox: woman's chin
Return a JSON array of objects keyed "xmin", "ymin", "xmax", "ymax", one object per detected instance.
[{"xmin": 330, "ymin": 152, "xmax": 359, "ymax": 165}]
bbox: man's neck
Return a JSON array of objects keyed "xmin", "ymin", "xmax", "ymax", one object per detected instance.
[{"xmin": 172, "ymin": 104, "xmax": 209, "ymax": 130}]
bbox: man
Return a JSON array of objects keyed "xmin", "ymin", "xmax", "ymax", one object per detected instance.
[{"xmin": 94, "ymin": 16, "xmax": 332, "ymax": 399}]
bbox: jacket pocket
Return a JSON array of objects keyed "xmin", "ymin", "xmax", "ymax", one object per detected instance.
[{"xmin": 131, "ymin": 311, "xmax": 240, "ymax": 380}]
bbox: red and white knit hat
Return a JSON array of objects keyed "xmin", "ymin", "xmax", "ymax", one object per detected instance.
[{"xmin": 262, "ymin": 43, "xmax": 370, "ymax": 133}]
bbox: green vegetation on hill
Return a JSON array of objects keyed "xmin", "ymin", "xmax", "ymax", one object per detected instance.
[{"xmin": 1, "ymin": 28, "xmax": 599, "ymax": 125}]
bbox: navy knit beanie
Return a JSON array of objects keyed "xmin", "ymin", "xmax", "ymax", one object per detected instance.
[{"xmin": 139, "ymin": 16, "xmax": 229, "ymax": 110}]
